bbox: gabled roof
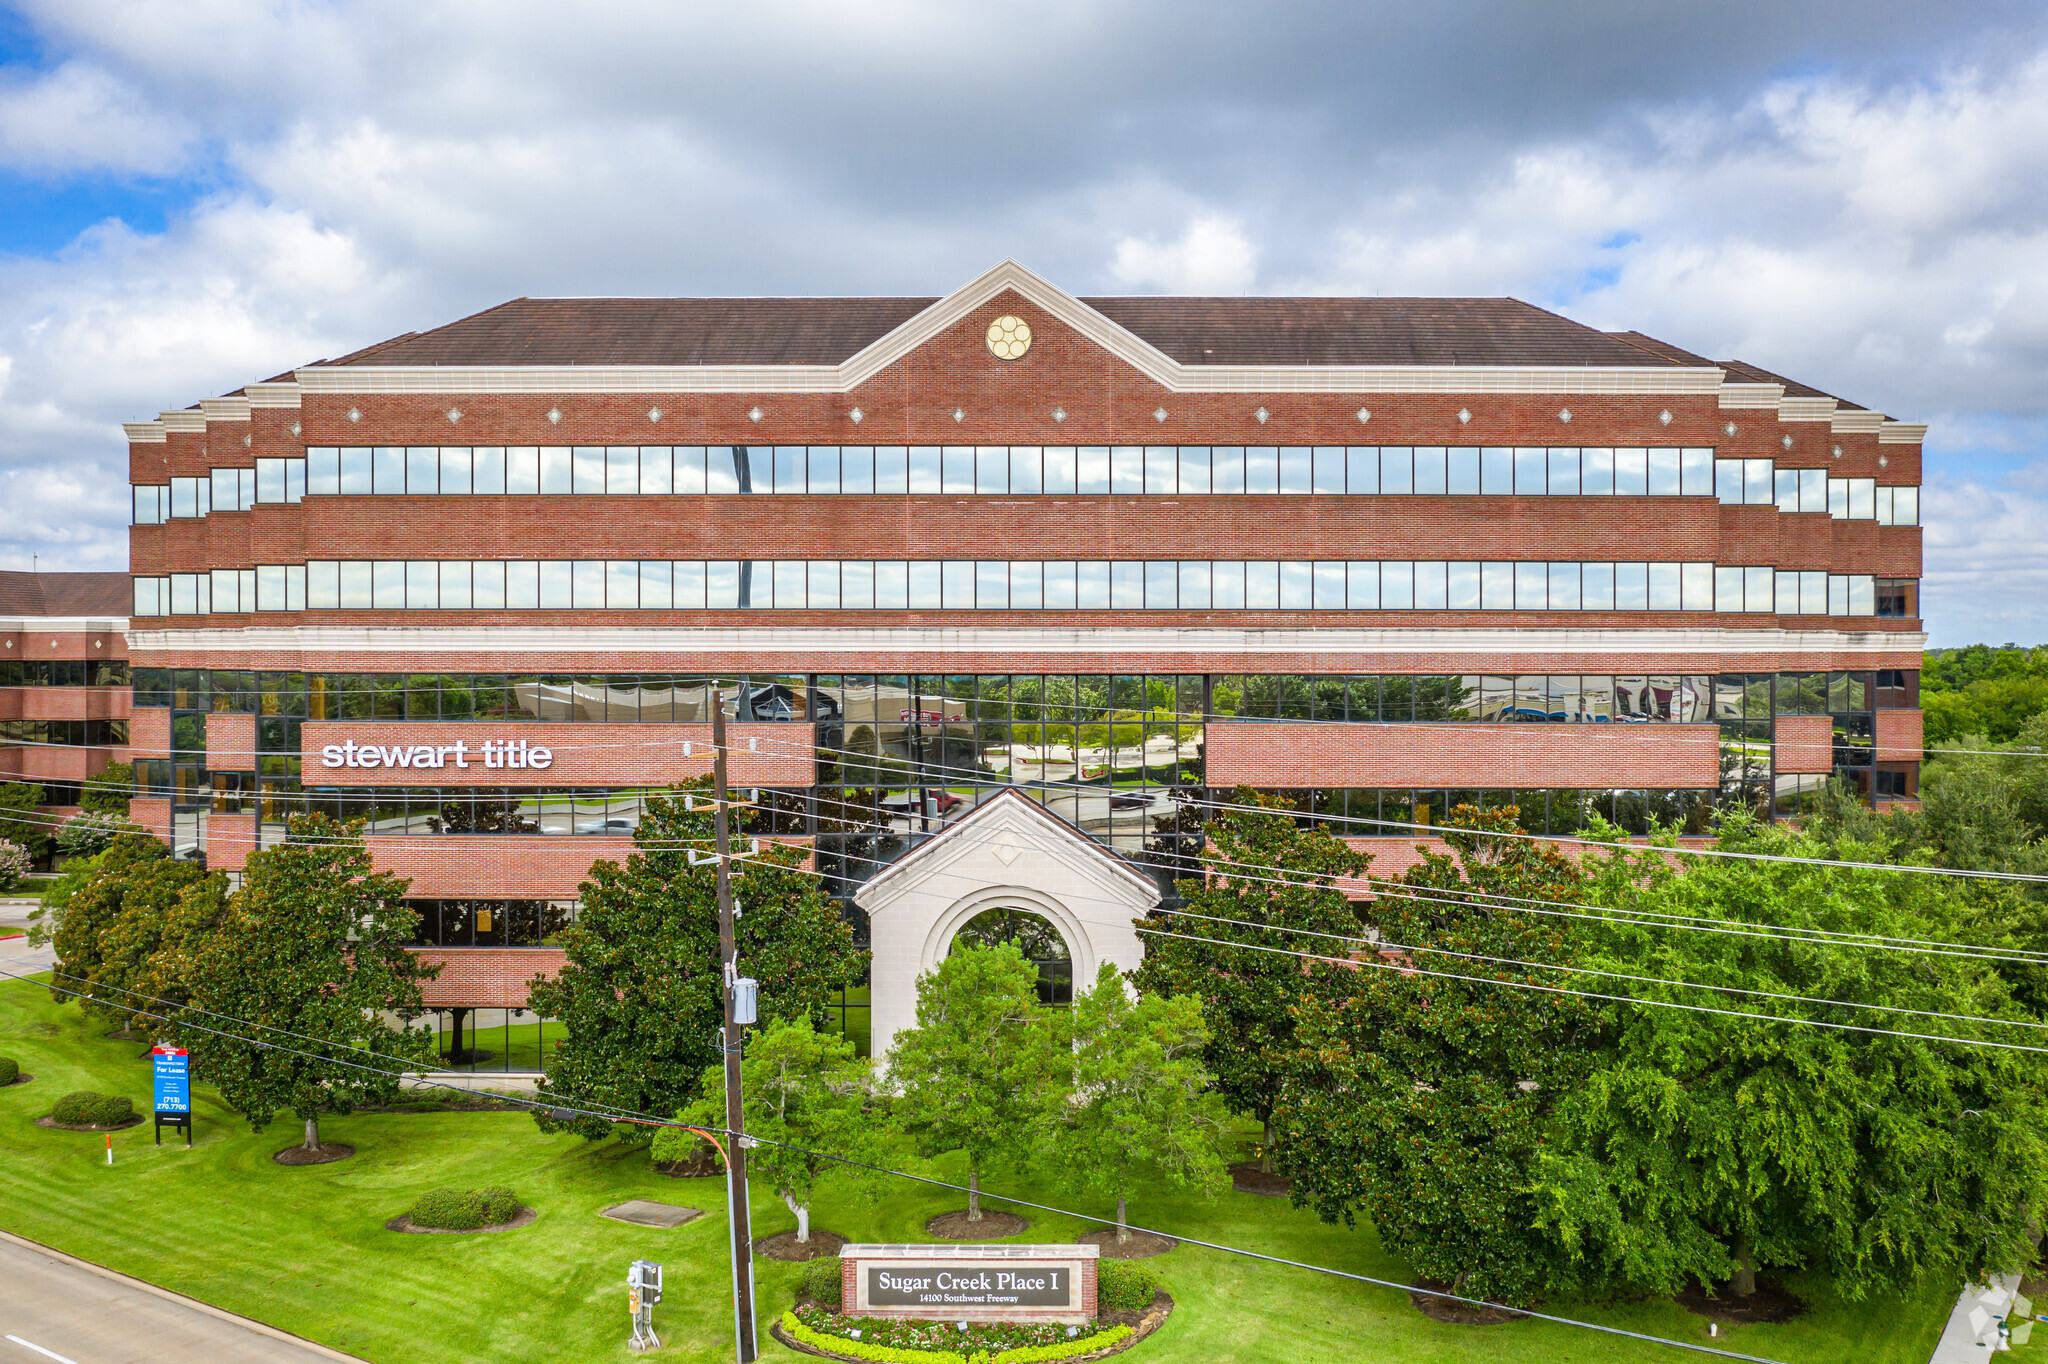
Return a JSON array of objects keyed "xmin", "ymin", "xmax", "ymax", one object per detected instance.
[
  {"xmin": 853, "ymin": 786, "xmax": 1160, "ymax": 914},
  {"xmin": 0, "ymin": 571, "xmax": 131, "ymax": 618},
  {"xmin": 1717, "ymin": 359, "xmax": 1867, "ymax": 411}
]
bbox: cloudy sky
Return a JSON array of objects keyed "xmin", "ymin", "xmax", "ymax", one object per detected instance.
[{"xmin": 2, "ymin": 1, "xmax": 2045, "ymax": 645}]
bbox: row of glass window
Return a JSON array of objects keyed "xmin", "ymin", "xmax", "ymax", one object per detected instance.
[
  {"xmin": 133, "ymin": 667, "xmax": 1909, "ymax": 726},
  {"xmin": 0, "ymin": 660, "xmax": 129, "ymax": 687},
  {"xmin": 0, "ymin": 719, "xmax": 129, "ymax": 746},
  {"xmin": 130, "ymin": 559, "xmax": 1915, "ymax": 618},
  {"xmin": 1714, "ymin": 462, "xmax": 1919, "ymax": 524},
  {"xmin": 126, "ymin": 445, "xmax": 1921, "ymax": 523}
]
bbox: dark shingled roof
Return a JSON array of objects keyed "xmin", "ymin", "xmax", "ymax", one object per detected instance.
[
  {"xmin": 1605, "ymin": 330, "xmax": 1720, "ymax": 368},
  {"xmin": 0, "ymin": 572, "xmax": 131, "ymax": 618},
  {"xmin": 1718, "ymin": 359, "xmax": 1867, "ymax": 411},
  {"xmin": 321, "ymin": 295, "xmax": 1712, "ymax": 370}
]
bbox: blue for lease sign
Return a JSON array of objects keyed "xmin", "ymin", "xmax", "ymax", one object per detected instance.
[{"xmin": 153, "ymin": 1046, "xmax": 189, "ymax": 1115}]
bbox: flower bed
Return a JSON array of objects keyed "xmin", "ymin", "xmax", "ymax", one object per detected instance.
[{"xmin": 783, "ymin": 1306, "xmax": 1130, "ymax": 1363}]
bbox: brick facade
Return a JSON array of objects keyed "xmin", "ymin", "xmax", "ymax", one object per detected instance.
[
  {"xmin": 1208, "ymin": 720, "xmax": 1720, "ymax": 789},
  {"xmin": 1875, "ymin": 708, "xmax": 1925, "ymax": 762},
  {"xmin": 300, "ymin": 721, "xmax": 811, "ymax": 787},
  {"xmin": 415, "ymin": 948, "xmax": 565, "ymax": 1008},
  {"xmin": 1773, "ymin": 716, "xmax": 1837, "ymax": 775}
]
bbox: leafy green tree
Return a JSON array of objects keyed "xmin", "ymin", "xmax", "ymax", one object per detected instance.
[
  {"xmin": 1274, "ymin": 806, "xmax": 1601, "ymax": 1305},
  {"xmin": 26, "ymin": 848, "xmax": 107, "ymax": 947},
  {"xmin": 81, "ymin": 760, "xmax": 132, "ymax": 816},
  {"xmin": 671, "ymin": 1016, "xmax": 876, "ymax": 1243},
  {"xmin": 888, "ymin": 941, "xmax": 1048, "ymax": 1221},
  {"xmin": 56, "ymin": 812, "xmax": 130, "ymax": 859},
  {"xmin": 0, "ymin": 781, "xmax": 50, "ymax": 863},
  {"xmin": 1923, "ymin": 644, "xmax": 2048, "ymax": 745},
  {"xmin": 1535, "ymin": 813, "xmax": 2048, "ymax": 1303},
  {"xmin": 1038, "ymin": 961, "xmax": 1229, "ymax": 1242},
  {"xmin": 48, "ymin": 834, "xmax": 210, "ymax": 1035},
  {"xmin": 176, "ymin": 814, "xmax": 436, "ymax": 1151},
  {"xmin": 528, "ymin": 781, "xmax": 866, "ymax": 1142},
  {"xmin": 1131, "ymin": 787, "xmax": 1368, "ymax": 1171},
  {"xmin": 0, "ymin": 838, "xmax": 28, "ymax": 893}
]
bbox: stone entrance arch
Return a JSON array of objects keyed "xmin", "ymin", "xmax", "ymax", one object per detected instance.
[{"xmin": 855, "ymin": 788, "xmax": 1161, "ymax": 1061}]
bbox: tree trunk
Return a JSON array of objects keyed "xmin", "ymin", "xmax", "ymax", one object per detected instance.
[
  {"xmin": 1729, "ymin": 1233, "xmax": 1755, "ymax": 1298},
  {"xmin": 303, "ymin": 1115, "xmax": 321, "ymax": 1151},
  {"xmin": 1116, "ymin": 1195, "xmax": 1130, "ymax": 1244},
  {"xmin": 447, "ymin": 1007, "xmax": 468, "ymax": 1063},
  {"xmin": 781, "ymin": 1189, "xmax": 810, "ymax": 1243},
  {"xmin": 968, "ymin": 1164, "xmax": 982, "ymax": 1221},
  {"xmin": 1261, "ymin": 1116, "xmax": 1276, "ymax": 1175}
]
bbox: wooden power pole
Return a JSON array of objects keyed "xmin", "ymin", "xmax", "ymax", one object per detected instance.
[{"xmin": 712, "ymin": 697, "xmax": 758, "ymax": 1361}]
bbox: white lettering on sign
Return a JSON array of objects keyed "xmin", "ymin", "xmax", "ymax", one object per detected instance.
[{"xmin": 318, "ymin": 739, "xmax": 553, "ymax": 771}]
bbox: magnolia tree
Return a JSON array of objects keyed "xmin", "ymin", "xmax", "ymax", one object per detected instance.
[
  {"xmin": 1131, "ymin": 787, "xmax": 1369, "ymax": 1172},
  {"xmin": 49, "ymin": 834, "xmax": 212, "ymax": 1036},
  {"xmin": 56, "ymin": 812, "xmax": 129, "ymax": 859},
  {"xmin": 888, "ymin": 942, "xmax": 1048, "ymax": 1221},
  {"xmin": 1274, "ymin": 806, "xmax": 1602, "ymax": 1305},
  {"xmin": 176, "ymin": 814, "xmax": 436, "ymax": 1151},
  {"xmin": 670, "ymin": 1016, "xmax": 876, "ymax": 1243},
  {"xmin": 1536, "ymin": 814, "xmax": 2048, "ymax": 1302},
  {"xmin": 1038, "ymin": 961, "xmax": 1229, "ymax": 1242},
  {"xmin": 529, "ymin": 780, "xmax": 866, "ymax": 1142}
]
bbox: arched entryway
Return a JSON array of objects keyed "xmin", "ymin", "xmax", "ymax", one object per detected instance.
[{"xmin": 855, "ymin": 788, "xmax": 1159, "ymax": 1061}]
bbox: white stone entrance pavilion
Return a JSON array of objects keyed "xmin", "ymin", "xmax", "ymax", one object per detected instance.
[{"xmin": 853, "ymin": 788, "xmax": 1161, "ymax": 1061}]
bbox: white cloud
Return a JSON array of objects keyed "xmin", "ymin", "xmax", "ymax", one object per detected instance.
[
  {"xmin": 1110, "ymin": 216, "xmax": 1259, "ymax": 294},
  {"xmin": 1921, "ymin": 465, "xmax": 2048, "ymax": 646},
  {"xmin": 0, "ymin": 61, "xmax": 191, "ymax": 174}
]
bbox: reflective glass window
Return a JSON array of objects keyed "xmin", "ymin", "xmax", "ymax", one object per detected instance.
[
  {"xmin": 1178, "ymin": 560, "xmax": 1212, "ymax": 609},
  {"xmin": 1649, "ymin": 448, "xmax": 1681, "ymax": 496},
  {"xmin": 1548, "ymin": 562, "xmax": 1581, "ymax": 609},
  {"xmin": 1482, "ymin": 562, "xmax": 1514, "ymax": 610},
  {"xmin": 1110, "ymin": 446, "xmax": 1145, "ymax": 495},
  {"xmin": 1345, "ymin": 446, "xmax": 1379, "ymax": 494},
  {"xmin": 340, "ymin": 447, "xmax": 373, "ymax": 494},
  {"xmin": 373, "ymin": 446, "xmax": 405, "ymax": 493},
  {"xmin": 839, "ymin": 446, "xmax": 874, "ymax": 495},
  {"xmin": 307, "ymin": 448, "xmax": 339, "ymax": 495},
  {"xmin": 572, "ymin": 560, "xmax": 606, "ymax": 608},
  {"xmin": 1313, "ymin": 561, "xmax": 1345, "ymax": 609},
  {"xmin": 1312, "ymin": 447, "xmax": 1345, "ymax": 494},
  {"xmin": 1043, "ymin": 561, "xmax": 1077, "ymax": 609},
  {"xmin": 1078, "ymin": 561, "xmax": 1111, "ymax": 608},
  {"xmin": 1448, "ymin": 447, "xmax": 1480, "ymax": 494},
  {"xmin": 977, "ymin": 561, "xmax": 1009, "ymax": 609},
  {"xmin": 1379, "ymin": 446, "xmax": 1412, "ymax": 494},
  {"xmin": 1681, "ymin": 562, "xmax": 1714, "ymax": 611},
  {"xmin": 976, "ymin": 446, "xmax": 1008, "ymax": 494},
  {"xmin": 1616, "ymin": 562, "xmax": 1648, "ymax": 610},
  {"xmin": 539, "ymin": 447, "xmax": 572, "ymax": 494},
  {"xmin": 373, "ymin": 560, "xmax": 405, "ymax": 609},
  {"xmin": 1413, "ymin": 446, "xmax": 1447, "ymax": 494},
  {"xmin": 1347, "ymin": 561, "xmax": 1379, "ymax": 609},
  {"xmin": 439, "ymin": 561, "xmax": 472, "ymax": 610},
  {"xmin": 1010, "ymin": 561, "xmax": 1042, "ymax": 609},
  {"xmin": 908, "ymin": 562, "xmax": 941, "ymax": 609},
  {"xmin": 505, "ymin": 560, "xmax": 539, "ymax": 608},
  {"xmin": 1077, "ymin": 446, "xmax": 1110, "ymax": 494},
  {"xmin": 838, "ymin": 560, "xmax": 872, "ymax": 610},
  {"xmin": 909, "ymin": 446, "xmax": 942, "ymax": 493},
  {"xmin": 1614, "ymin": 447, "xmax": 1648, "ymax": 496},
  {"xmin": 874, "ymin": 446, "xmax": 908, "ymax": 494},
  {"xmin": 1278, "ymin": 446, "xmax": 1312, "ymax": 494},
  {"xmin": 472, "ymin": 447, "xmax": 505, "ymax": 494},
  {"xmin": 1110, "ymin": 561, "xmax": 1144, "ymax": 609},
  {"xmin": 538, "ymin": 561, "xmax": 572, "ymax": 608},
  {"xmin": 1245, "ymin": 446, "xmax": 1279, "ymax": 494},
  {"xmin": 1648, "ymin": 562, "xmax": 1681, "ymax": 611},
  {"xmin": 1009, "ymin": 446, "xmax": 1042, "ymax": 494},
  {"xmin": 1548, "ymin": 448, "xmax": 1579, "ymax": 495},
  {"xmin": 1582, "ymin": 561, "xmax": 1615, "ymax": 610},
  {"xmin": 1745, "ymin": 566, "xmax": 1773, "ymax": 611},
  {"xmin": 1682, "ymin": 447, "xmax": 1714, "ymax": 496},
  {"xmin": 1144, "ymin": 561, "xmax": 1177, "ymax": 609},
  {"xmin": 942, "ymin": 560, "xmax": 974, "ymax": 609},
  {"xmin": 1515, "ymin": 446, "xmax": 1546, "ymax": 494},
  {"xmin": 1744, "ymin": 458, "xmax": 1772, "ymax": 504},
  {"xmin": 1716, "ymin": 459, "xmax": 1744, "ymax": 504},
  {"xmin": 1245, "ymin": 561, "xmax": 1280, "ymax": 609},
  {"xmin": 1210, "ymin": 446, "xmax": 1244, "ymax": 494},
  {"xmin": 1381, "ymin": 561, "xmax": 1414, "ymax": 609},
  {"xmin": 1480, "ymin": 447, "xmax": 1512, "ymax": 494},
  {"xmin": 1210, "ymin": 561, "xmax": 1243, "ymax": 609},
  {"xmin": 875, "ymin": 561, "xmax": 908, "ymax": 609},
  {"xmin": 406, "ymin": 446, "xmax": 438, "ymax": 494},
  {"xmin": 605, "ymin": 560, "xmax": 638, "ymax": 609},
  {"xmin": 1580, "ymin": 447, "xmax": 1614, "ymax": 495},
  {"xmin": 504, "ymin": 447, "xmax": 538, "ymax": 494},
  {"xmin": 1176, "ymin": 446, "xmax": 1209, "ymax": 494},
  {"xmin": 469, "ymin": 561, "xmax": 504, "ymax": 608},
  {"xmin": 1042, "ymin": 446, "xmax": 1076, "ymax": 494},
  {"xmin": 1415, "ymin": 561, "xmax": 1448, "ymax": 609},
  {"xmin": 1146, "ymin": 446, "xmax": 1178, "ymax": 494},
  {"xmin": 1449, "ymin": 561, "xmax": 1481, "ymax": 610},
  {"xmin": 434, "ymin": 447, "xmax": 469, "ymax": 496}
]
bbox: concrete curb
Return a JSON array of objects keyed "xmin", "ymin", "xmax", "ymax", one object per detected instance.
[{"xmin": 0, "ymin": 1228, "xmax": 373, "ymax": 1363}]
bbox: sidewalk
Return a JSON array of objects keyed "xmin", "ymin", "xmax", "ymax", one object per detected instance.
[{"xmin": 1929, "ymin": 1274, "xmax": 2024, "ymax": 1360}]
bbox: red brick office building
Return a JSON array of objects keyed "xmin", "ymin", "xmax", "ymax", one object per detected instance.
[
  {"xmin": 1, "ymin": 572, "xmax": 132, "ymax": 854},
  {"xmin": 119, "ymin": 262, "xmax": 1925, "ymax": 1063}
]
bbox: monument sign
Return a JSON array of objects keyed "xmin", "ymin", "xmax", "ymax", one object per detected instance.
[{"xmin": 838, "ymin": 1244, "xmax": 1097, "ymax": 1325}]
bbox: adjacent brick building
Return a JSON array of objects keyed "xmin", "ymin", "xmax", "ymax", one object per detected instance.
[
  {"xmin": 0, "ymin": 571, "xmax": 133, "ymax": 858},
  {"xmin": 119, "ymin": 261, "xmax": 1925, "ymax": 1061}
]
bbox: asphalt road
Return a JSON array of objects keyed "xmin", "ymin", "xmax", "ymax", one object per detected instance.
[{"xmin": 0, "ymin": 1234, "xmax": 356, "ymax": 1364}]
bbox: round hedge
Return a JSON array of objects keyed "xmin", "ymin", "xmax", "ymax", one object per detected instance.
[
  {"xmin": 1097, "ymin": 1259, "xmax": 1159, "ymax": 1312},
  {"xmin": 799, "ymin": 1255, "xmax": 842, "ymax": 1308},
  {"xmin": 408, "ymin": 1187, "xmax": 520, "ymax": 1230},
  {"xmin": 0, "ymin": 1056, "xmax": 19, "ymax": 1086},
  {"xmin": 50, "ymin": 1091, "xmax": 133, "ymax": 1127}
]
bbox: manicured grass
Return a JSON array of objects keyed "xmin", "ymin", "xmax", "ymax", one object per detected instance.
[{"xmin": 0, "ymin": 971, "xmax": 1952, "ymax": 1363}]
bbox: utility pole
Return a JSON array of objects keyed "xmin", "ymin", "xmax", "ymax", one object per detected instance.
[{"xmin": 712, "ymin": 696, "xmax": 758, "ymax": 1362}]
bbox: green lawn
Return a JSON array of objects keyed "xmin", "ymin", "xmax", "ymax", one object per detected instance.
[{"xmin": 0, "ymin": 971, "xmax": 1953, "ymax": 1364}]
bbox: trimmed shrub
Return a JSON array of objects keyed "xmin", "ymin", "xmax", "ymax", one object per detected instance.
[
  {"xmin": 408, "ymin": 1187, "xmax": 520, "ymax": 1230},
  {"xmin": 50, "ymin": 1091, "xmax": 132, "ymax": 1126},
  {"xmin": 800, "ymin": 1255, "xmax": 843, "ymax": 1308},
  {"xmin": 993, "ymin": 1329, "xmax": 1132, "ymax": 1364},
  {"xmin": 0, "ymin": 1056, "xmax": 18, "ymax": 1085},
  {"xmin": 1095, "ymin": 1260, "xmax": 1159, "ymax": 1312}
]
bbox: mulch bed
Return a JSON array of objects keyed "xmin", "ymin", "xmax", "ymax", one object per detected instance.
[
  {"xmin": 758, "ymin": 1229, "xmax": 847, "ymax": 1261},
  {"xmin": 358, "ymin": 1092, "xmax": 527, "ymax": 1114},
  {"xmin": 1080, "ymin": 1228, "xmax": 1178, "ymax": 1259},
  {"xmin": 35, "ymin": 1113, "xmax": 143, "ymax": 1132},
  {"xmin": 1674, "ymin": 1281, "xmax": 1808, "ymax": 1325},
  {"xmin": 3, "ymin": 1074, "xmax": 33, "ymax": 1087},
  {"xmin": 1228, "ymin": 1161, "xmax": 1293, "ymax": 1197},
  {"xmin": 925, "ymin": 1209, "xmax": 1031, "ymax": 1240},
  {"xmin": 1407, "ymin": 1279, "xmax": 1530, "ymax": 1325},
  {"xmin": 772, "ymin": 1292, "xmax": 1176, "ymax": 1364},
  {"xmin": 273, "ymin": 1141, "xmax": 356, "ymax": 1166},
  {"xmin": 385, "ymin": 1206, "xmax": 537, "ymax": 1235}
]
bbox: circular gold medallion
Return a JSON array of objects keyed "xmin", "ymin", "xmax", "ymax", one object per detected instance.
[{"xmin": 986, "ymin": 315, "xmax": 1032, "ymax": 360}]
